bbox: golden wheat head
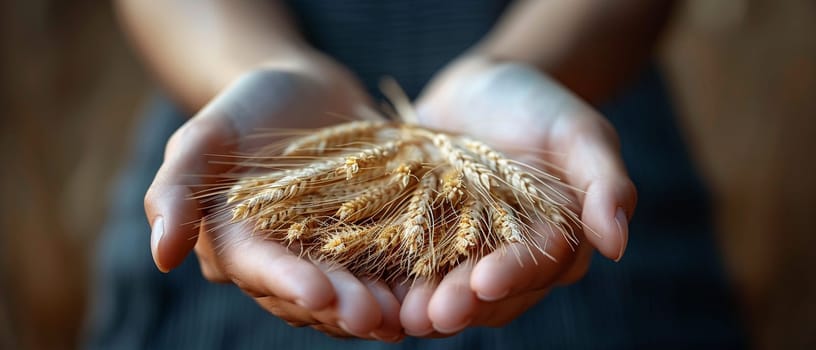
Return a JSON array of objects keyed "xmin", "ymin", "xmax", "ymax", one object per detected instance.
[{"xmin": 202, "ymin": 115, "xmax": 581, "ymax": 282}]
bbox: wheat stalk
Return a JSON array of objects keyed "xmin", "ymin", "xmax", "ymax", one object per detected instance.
[{"xmin": 283, "ymin": 120, "xmax": 387, "ymax": 156}]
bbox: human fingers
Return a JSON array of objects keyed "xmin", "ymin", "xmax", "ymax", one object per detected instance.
[
  {"xmin": 145, "ymin": 112, "xmax": 238, "ymax": 272},
  {"xmin": 315, "ymin": 264, "xmax": 383, "ymax": 338},
  {"xmin": 255, "ymin": 296, "xmax": 320, "ymax": 327},
  {"xmin": 549, "ymin": 115, "xmax": 636, "ymax": 261},
  {"xmin": 146, "ymin": 68, "xmax": 370, "ymax": 272},
  {"xmin": 426, "ymin": 261, "xmax": 478, "ymax": 335},
  {"xmin": 470, "ymin": 225, "xmax": 576, "ymax": 302},
  {"xmin": 193, "ymin": 216, "xmax": 231, "ymax": 283},
  {"xmin": 359, "ymin": 277, "xmax": 404, "ymax": 342},
  {"xmin": 213, "ymin": 222, "xmax": 335, "ymax": 310},
  {"xmin": 399, "ymin": 278, "xmax": 436, "ymax": 337}
]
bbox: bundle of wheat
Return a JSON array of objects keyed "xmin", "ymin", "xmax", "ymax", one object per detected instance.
[{"xmin": 201, "ymin": 113, "xmax": 582, "ymax": 282}]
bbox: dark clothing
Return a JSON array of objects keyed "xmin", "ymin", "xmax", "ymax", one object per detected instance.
[{"xmin": 86, "ymin": 1, "xmax": 745, "ymax": 349}]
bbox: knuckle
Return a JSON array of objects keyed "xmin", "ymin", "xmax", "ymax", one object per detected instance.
[
  {"xmin": 569, "ymin": 116, "xmax": 621, "ymax": 151},
  {"xmin": 227, "ymin": 272, "xmax": 265, "ymax": 298},
  {"xmin": 165, "ymin": 123, "xmax": 191, "ymax": 154},
  {"xmin": 265, "ymin": 304, "xmax": 287, "ymax": 317},
  {"xmin": 257, "ymin": 297, "xmax": 320, "ymax": 327},
  {"xmin": 199, "ymin": 263, "xmax": 230, "ymax": 284},
  {"xmin": 195, "ymin": 248, "xmax": 231, "ymax": 284},
  {"xmin": 227, "ymin": 272, "xmax": 248, "ymax": 289},
  {"xmin": 165, "ymin": 118, "xmax": 229, "ymax": 159},
  {"xmin": 143, "ymin": 187, "xmax": 158, "ymax": 212}
]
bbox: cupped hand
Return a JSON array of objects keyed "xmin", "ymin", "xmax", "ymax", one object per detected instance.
[
  {"xmin": 143, "ymin": 62, "xmax": 403, "ymax": 341},
  {"xmin": 400, "ymin": 56, "xmax": 637, "ymax": 336}
]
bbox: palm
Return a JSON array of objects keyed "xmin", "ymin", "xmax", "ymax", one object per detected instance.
[
  {"xmin": 145, "ymin": 68, "xmax": 403, "ymax": 340},
  {"xmin": 398, "ymin": 60, "xmax": 636, "ymax": 336}
]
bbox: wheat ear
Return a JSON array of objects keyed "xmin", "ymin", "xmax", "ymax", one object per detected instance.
[
  {"xmin": 490, "ymin": 202, "xmax": 524, "ymax": 244},
  {"xmin": 232, "ymin": 159, "xmax": 343, "ymax": 220},
  {"xmin": 453, "ymin": 197, "xmax": 483, "ymax": 256},
  {"xmin": 283, "ymin": 120, "xmax": 387, "ymax": 156},
  {"xmin": 437, "ymin": 167, "xmax": 465, "ymax": 205},
  {"xmin": 432, "ymin": 134, "xmax": 495, "ymax": 193},
  {"xmin": 339, "ymin": 140, "xmax": 403, "ymax": 180},
  {"xmin": 401, "ymin": 172, "xmax": 438, "ymax": 255},
  {"xmin": 464, "ymin": 138, "xmax": 568, "ymax": 224},
  {"xmin": 336, "ymin": 169, "xmax": 418, "ymax": 221}
]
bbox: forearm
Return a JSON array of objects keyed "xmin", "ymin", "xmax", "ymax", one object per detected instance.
[
  {"xmin": 115, "ymin": 0, "xmax": 318, "ymax": 111},
  {"xmin": 475, "ymin": 0, "xmax": 675, "ymax": 104}
]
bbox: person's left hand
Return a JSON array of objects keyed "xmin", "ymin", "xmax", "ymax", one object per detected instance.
[{"xmin": 398, "ymin": 55, "xmax": 637, "ymax": 337}]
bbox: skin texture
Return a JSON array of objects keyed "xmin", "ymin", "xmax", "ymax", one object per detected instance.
[
  {"xmin": 404, "ymin": 55, "xmax": 636, "ymax": 336},
  {"xmin": 143, "ymin": 68, "xmax": 406, "ymax": 340},
  {"xmin": 121, "ymin": 0, "xmax": 666, "ymax": 341}
]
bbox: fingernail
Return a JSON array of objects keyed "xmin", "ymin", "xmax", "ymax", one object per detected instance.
[
  {"xmin": 433, "ymin": 317, "xmax": 471, "ymax": 334},
  {"xmin": 476, "ymin": 289, "xmax": 508, "ymax": 302},
  {"xmin": 369, "ymin": 331, "xmax": 401, "ymax": 342},
  {"xmin": 337, "ymin": 320, "xmax": 352, "ymax": 335},
  {"xmin": 385, "ymin": 334, "xmax": 404, "ymax": 343},
  {"xmin": 614, "ymin": 208, "xmax": 629, "ymax": 262},
  {"xmin": 151, "ymin": 216, "xmax": 168, "ymax": 272}
]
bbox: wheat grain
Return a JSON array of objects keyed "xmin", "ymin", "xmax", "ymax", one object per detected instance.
[
  {"xmin": 490, "ymin": 202, "xmax": 524, "ymax": 244},
  {"xmin": 410, "ymin": 253, "xmax": 435, "ymax": 278},
  {"xmin": 388, "ymin": 161, "xmax": 421, "ymax": 189},
  {"xmin": 401, "ymin": 172, "xmax": 438, "ymax": 255},
  {"xmin": 320, "ymin": 225, "xmax": 375, "ymax": 255},
  {"xmin": 453, "ymin": 197, "xmax": 483, "ymax": 256},
  {"xmin": 232, "ymin": 159, "xmax": 342, "ymax": 220},
  {"xmin": 432, "ymin": 134, "xmax": 495, "ymax": 193},
  {"xmin": 253, "ymin": 200, "xmax": 318, "ymax": 231},
  {"xmin": 373, "ymin": 224, "xmax": 400, "ymax": 253},
  {"xmin": 226, "ymin": 171, "xmax": 287, "ymax": 204},
  {"xmin": 437, "ymin": 167, "xmax": 465, "ymax": 204},
  {"xmin": 336, "ymin": 176, "xmax": 412, "ymax": 221},
  {"xmin": 339, "ymin": 140, "xmax": 403, "ymax": 180},
  {"xmin": 284, "ymin": 218, "xmax": 313, "ymax": 243},
  {"xmin": 464, "ymin": 138, "xmax": 567, "ymax": 223}
]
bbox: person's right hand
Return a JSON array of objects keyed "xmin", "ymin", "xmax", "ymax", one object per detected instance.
[{"xmin": 143, "ymin": 60, "xmax": 404, "ymax": 342}]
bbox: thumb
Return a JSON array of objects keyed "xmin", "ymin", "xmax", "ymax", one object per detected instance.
[
  {"xmin": 556, "ymin": 117, "xmax": 637, "ymax": 261},
  {"xmin": 143, "ymin": 69, "xmax": 357, "ymax": 272},
  {"xmin": 144, "ymin": 113, "xmax": 238, "ymax": 272}
]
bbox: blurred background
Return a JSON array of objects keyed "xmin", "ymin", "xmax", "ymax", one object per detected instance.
[{"xmin": 0, "ymin": 0, "xmax": 814, "ymax": 348}]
